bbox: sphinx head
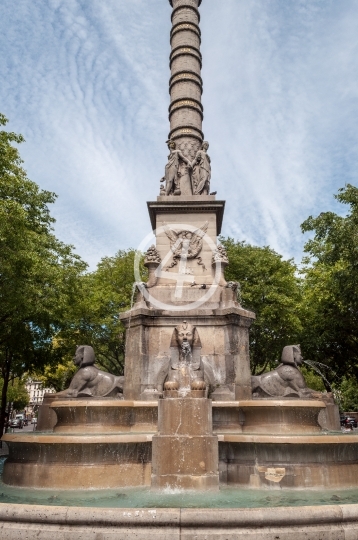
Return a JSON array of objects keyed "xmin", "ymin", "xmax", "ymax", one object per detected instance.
[
  {"xmin": 281, "ymin": 345, "xmax": 303, "ymax": 367},
  {"xmin": 73, "ymin": 345, "xmax": 96, "ymax": 368},
  {"xmin": 175, "ymin": 321, "xmax": 195, "ymax": 349}
]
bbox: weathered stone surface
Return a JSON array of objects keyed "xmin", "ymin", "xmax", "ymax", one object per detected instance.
[
  {"xmin": 318, "ymin": 402, "xmax": 341, "ymax": 431},
  {"xmin": 158, "ymin": 398, "xmax": 212, "ymax": 436},
  {"xmin": 50, "ymin": 400, "xmax": 158, "ymax": 433},
  {"xmin": 36, "ymin": 393, "xmax": 58, "ymax": 431},
  {"xmin": 152, "ymin": 398, "xmax": 219, "ymax": 490},
  {"xmin": 120, "ymin": 311, "xmax": 254, "ymax": 401},
  {"xmin": 219, "ymin": 433, "xmax": 358, "ymax": 489},
  {"xmin": 2, "ymin": 503, "xmax": 358, "ymax": 539},
  {"xmin": 239, "ymin": 399, "xmax": 326, "ymax": 434},
  {"xmin": 2, "ymin": 436, "xmax": 152, "ymax": 489}
]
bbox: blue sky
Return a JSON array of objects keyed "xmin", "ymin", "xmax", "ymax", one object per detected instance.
[{"xmin": 1, "ymin": 0, "xmax": 358, "ymax": 268}]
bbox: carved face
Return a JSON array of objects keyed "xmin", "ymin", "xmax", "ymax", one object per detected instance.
[
  {"xmin": 168, "ymin": 141, "xmax": 176, "ymax": 150},
  {"xmin": 176, "ymin": 325, "xmax": 194, "ymax": 348},
  {"xmin": 73, "ymin": 345, "xmax": 95, "ymax": 367},
  {"xmin": 202, "ymin": 142, "xmax": 209, "ymax": 151},
  {"xmin": 73, "ymin": 347, "xmax": 84, "ymax": 367},
  {"xmin": 293, "ymin": 346, "xmax": 303, "ymax": 366}
]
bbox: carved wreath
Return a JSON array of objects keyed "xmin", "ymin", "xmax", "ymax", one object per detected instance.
[{"xmin": 162, "ymin": 221, "xmax": 209, "ymax": 269}]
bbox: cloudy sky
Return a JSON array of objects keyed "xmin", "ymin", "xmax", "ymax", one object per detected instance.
[{"xmin": 1, "ymin": 0, "xmax": 358, "ymax": 268}]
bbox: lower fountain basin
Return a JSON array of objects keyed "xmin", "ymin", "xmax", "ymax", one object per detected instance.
[
  {"xmin": 0, "ymin": 399, "xmax": 352, "ymax": 491},
  {"xmin": 1, "ymin": 433, "xmax": 152, "ymax": 489},
  {"xmin": 3, "ymin": 431, "xmax": 358, "ymax": 490},
  {"xmin": 219, "ymin": 433, "xmax": 358, "ymax": 489}
]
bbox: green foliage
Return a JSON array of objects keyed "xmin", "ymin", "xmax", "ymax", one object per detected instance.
[
  {"xmin": 221, "ymin": 238, "xmax": 302, "ymax": 374},
  {"xmin": 0, "ymin": 113, "xmax": 87, "ymax": 433},
  {"xmin": 33, "ymin": 359, "xmax": 77, "ymax": 393},
  {"xmin": 333, "ymin": 377, "xmax": 358, "ymax": 412},
  {"xmin": 299, "ymin": 366, "xmax": 326, "ymax": 392},
  {"xmin": 56, "ymin": 250, "xmax": 147, "ymax": 376},
  {"xmin": 300, "ymin": 184, "xmax": 358, "ymax": 381},
  {"xmin": 0, "ymin": 378, "xmax": 29, "ymax": 410}
]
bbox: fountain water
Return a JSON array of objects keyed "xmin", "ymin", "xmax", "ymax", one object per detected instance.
[{"xmin": 2, "ymin": 0, "xmax": 358, "ymax": 538}]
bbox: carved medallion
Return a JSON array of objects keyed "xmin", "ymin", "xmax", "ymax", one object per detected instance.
[{"xmin": 163, "ymin": 221, "xmax": 208, "ymax": 269}]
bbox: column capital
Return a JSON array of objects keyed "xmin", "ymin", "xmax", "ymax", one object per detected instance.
[{"xmin": 169, "ymin": 0, "xmax": 202, "ymax": 6}]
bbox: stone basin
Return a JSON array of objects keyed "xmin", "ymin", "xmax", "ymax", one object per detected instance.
[{"xmin": 50, "ymin": 399, "xmax": 158, "ymax": 434}]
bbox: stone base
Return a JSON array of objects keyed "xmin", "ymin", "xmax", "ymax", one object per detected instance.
[
  {"xmin": 318, "ymin": 402, "xmax": 341, "ymax": 431},
  {"xmin": 2, "ymin": 503, "xmax": 358, "ymax": 539},
  {"xmin": 151, "ymin": 435, "xmax": 219, "ymax": 490},
  {"xmin": 151, "ymin": 398, "xmax": 219, "ymax": 490},
  {"xmin": 36, "ymin": 394, "xmax": 59, "ymax": 431},
  {"xmin": 163, "ymin": 389, "xmax": 206, "ymax": 399}
]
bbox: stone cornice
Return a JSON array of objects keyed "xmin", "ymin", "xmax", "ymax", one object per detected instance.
[{"xmin": 147, "ymin": 198, "xmax": 225, "ymax": 235}]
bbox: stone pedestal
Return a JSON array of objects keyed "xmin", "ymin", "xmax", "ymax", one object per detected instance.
[
  {"xmin": 120, "ymin": 308, "xmax": 255, "ymax": 402},
  {"xmin": 151, "ymin": 398, "xmax": 219, "ymax": 490}
]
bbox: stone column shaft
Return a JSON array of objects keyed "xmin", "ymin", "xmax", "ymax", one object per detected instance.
[{"xmin": 168, "ymin": 0, "xmax": 204, "ymax": 159}]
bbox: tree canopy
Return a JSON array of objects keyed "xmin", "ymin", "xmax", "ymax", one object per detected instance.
[
  {"xmin": 300, "ymin": 184, "xmax": 358, "ymax": 382},
  {"xmin": 221, "ymin": 238, "xmax": 302, "ymax": 374},
  {"xmin": 0, "ymin": 113, "xmax": 87, "ymax": 434}
]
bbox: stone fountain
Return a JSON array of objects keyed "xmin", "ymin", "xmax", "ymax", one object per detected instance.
[{"xmin": 2, "ymin": 0, "xmax": 358, "ymax": 537}]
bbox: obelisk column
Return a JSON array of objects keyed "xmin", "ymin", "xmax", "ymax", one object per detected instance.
[{"xmin": 168, "ymin": 0, "xmax": 204, "ymax": 159}]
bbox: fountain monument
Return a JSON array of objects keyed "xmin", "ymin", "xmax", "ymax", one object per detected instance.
[{"xmin": 2, "ymin": 0, "xmax": 358, "ymax": 538}]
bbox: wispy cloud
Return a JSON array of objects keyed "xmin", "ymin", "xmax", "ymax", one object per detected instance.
[{"xmin": 1, "ymin": 0, "xmax": 357, "ymax": 267}]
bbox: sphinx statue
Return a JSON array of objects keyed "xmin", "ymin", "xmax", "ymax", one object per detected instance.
[
  {"xmin": 56, "ymin": 345, "xmax": 124, "ymax": 399},
  {"xmin": 164, "ymin": 321, "xmax": 206, "ymax": 397},
  {"xmin": 251, "ymin": 345, "xmax": 332, "ymax": 401}
]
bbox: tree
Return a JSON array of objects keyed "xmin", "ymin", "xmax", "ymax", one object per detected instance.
[
  {"xmin": 300, "ymin": 184, "xmax": 358, "ymax": 383},
  {"xmin": 222, "ymin": 238, "xmax": 302, "ymax": 374},
  {"xmin": 55, "ymin": 249, "xmax": 146, "ymax": 376},
  {"xmin": 333, "ymin": 377, "xmax": 358, "ymax": 413},
  {"xmin": 0, "ymin": 378, "xmax": 29, "ymax": 411},
  {"xmin": 33, "ymin": 359, "xmax": 77, "ymax": 393},
  {"xmin": 0, "ymin": 113, "xmax": 87, "ymax": 435}
]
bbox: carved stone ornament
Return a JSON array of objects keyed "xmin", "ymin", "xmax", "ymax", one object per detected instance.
[
  {"xmin": 56, "ymin": 346, "xmax": 124, "ymax": 399},
  {"xmin": 160, "ymin": 139, "xmax": 212, "ymax": 196},
  {"xmin": 160, "ymin": 139, "xmax": 192, "ymax": 196},
  {"xmin": 191, "ymin": 141, "xmax": 211, "ymax": 195},
  {"xmin": 177, "ymin": 140, "xmax": 200, "ymax": 160},
  {"xmin": 251, "ymin": 345, "xmax": 334, "ymax": 402},
  {"xmin": 164, "ymin": 321, "xmax": 206, "ymax": 398},
  {"xmin": 163, "ymin": 221, "xmax": 208, "ymax": 270},
  {"xmin": 212, "ymin": 245, "xmax": 229, "ymax": 266},
  {"xmin": 144, "ymin": 245, "xmax": 161, "ymax": 266}
]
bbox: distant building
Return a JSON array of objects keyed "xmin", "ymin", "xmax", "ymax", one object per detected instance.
[{"xmin": 24, "ymin": 379, "xmax": 55, "ymax": 416}]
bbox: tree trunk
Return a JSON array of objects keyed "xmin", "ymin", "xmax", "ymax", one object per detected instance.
[{"xmin": 0, "ymin": 350, "xmax": 12, "ymax": 440}]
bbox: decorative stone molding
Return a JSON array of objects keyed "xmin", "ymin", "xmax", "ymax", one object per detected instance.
[
  {"xmin": 144, "ymin": 245, "xmax": 161, "ymax": 266},
  {"xmin": 144, "ymin": 246, "xmax": 161, "ymax": 288},
  {"xmin": 212, "ymin": 245, "xmax": 229, "ymax": 265}
]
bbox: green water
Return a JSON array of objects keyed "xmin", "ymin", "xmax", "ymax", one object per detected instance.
[{"xmin": 1, "ymin": 458, "xmax": 358, "ymax": 508}]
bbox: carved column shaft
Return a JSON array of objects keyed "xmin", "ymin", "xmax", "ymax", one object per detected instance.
[{"xmin": 168, "ymin": 0, "xmax": 204, "ymax": 160}]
